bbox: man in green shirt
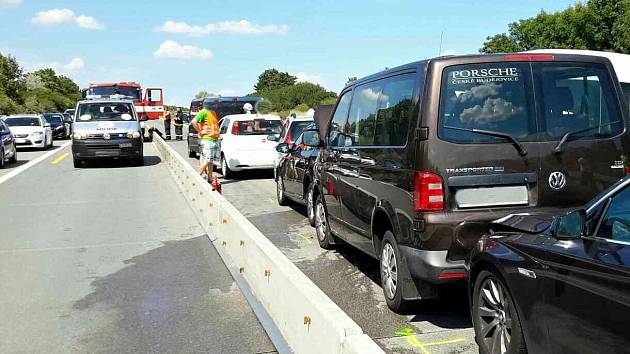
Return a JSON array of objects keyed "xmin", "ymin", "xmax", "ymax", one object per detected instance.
[{"xmin": 191, "ymin": 105, "xmax": 220, "ymax": 179}]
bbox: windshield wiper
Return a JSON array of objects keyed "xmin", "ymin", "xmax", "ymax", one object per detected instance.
[
  {"xmin": 443, "ymin": 126, "xmax": 528, "ymax": 156},
  {"xmin": 553, "ymin": 121, "xmax": 622, "ymax": 154}
]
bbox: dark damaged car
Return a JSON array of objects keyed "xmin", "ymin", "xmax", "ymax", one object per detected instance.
[{"xmin": 309, "ymin": 53, "xmax": 630, "ymax": 312}]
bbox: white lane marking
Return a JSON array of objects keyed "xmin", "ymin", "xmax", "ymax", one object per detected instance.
[{"xmin": 0, "ymin": 141, "xmax": 71, "ymax": 185}]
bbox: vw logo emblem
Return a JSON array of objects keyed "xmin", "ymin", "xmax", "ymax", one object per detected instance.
[
  {"xmin": 549, "ymin": 171, "xmax": 566, "ymax": 190},
  {"xmin": 103, "ymin": 133, "xmax": 110, "ymax": 140}
]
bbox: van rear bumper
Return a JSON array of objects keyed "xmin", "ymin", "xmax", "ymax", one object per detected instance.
[{"xmin": 399, "ymin": 246, "xmax": 467, "ymax": 284}]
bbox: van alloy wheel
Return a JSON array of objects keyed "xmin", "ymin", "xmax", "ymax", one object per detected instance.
[
  {"xmin": 381, "ymin": 243, "xmax": 398, "ymax": 300},
  {"xmin": 477, "ymin": 277, "xmax": 513, "ymax": 354},
  {"xmin": 315, "ymin": 202, "xmax": 327, "ymax": 242}
]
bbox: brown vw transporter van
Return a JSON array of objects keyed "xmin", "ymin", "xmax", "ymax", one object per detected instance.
[{"xmin": 311, "ymin": 53, "xmax": 630, "ymax": 312}]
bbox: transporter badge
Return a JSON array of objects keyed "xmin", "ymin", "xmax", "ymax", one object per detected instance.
[
  {"xmin": 103, "ymin": 133, "xmax": 110, "ymax": 140},
  {"xmin": 548, "ymin": 171, "xmax": 566, "ymax": 190}
]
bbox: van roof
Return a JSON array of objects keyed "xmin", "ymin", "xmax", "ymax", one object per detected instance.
[{"xmin": 344, "ymin": 53, "xmax": 619, "ymax": 90}]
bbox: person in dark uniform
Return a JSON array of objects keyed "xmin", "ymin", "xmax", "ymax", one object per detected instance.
[
  {"xmin": 164, "ymin": 109, "xmax": 172, "ymax": 140},
  {"xmin": 174, "ymin": 107, "xmax": 184, "ymax": 140}
]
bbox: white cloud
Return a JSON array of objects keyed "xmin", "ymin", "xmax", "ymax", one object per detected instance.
[
  {"xmin": 153, "ymin": 40, "xmax": 212, "ymax": 60},
  {"xmin": 43, "ymin": 57, "xmax": 85, "ymax": 77},
  {"xmin": 30, "ymin": 9, "xmax": 103, "ymax": 30},
  {"xmin": 0, "ymin": 0, "xmax": 22, "ymax": 7},
  {"xmin": 295, "ymin": 72, "xmax": 325, "ymax": 86},
  {"xmin": 155, "ymin": 19, "xmax": 289, "ymax": 37}
]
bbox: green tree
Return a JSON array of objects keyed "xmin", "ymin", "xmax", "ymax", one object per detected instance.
[
  {"xmin": 253, "ymin": 69, "xmax": 296, "ymax": 92},
  {"xmin": 480, "ymin": 0, "xmax": 630, "ymax": 54},
  {"xmin": 0, "ymin": 52, "xmax": 25, "ymax": 104},
  {"xmin": 195, "ymin": 90, "xmax": 215, "ymax": 99}
]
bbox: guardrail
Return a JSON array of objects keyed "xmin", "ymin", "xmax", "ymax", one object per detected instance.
[{"xmin": 153, "ymin": 135, "xmax": 384, "ymax": 354}]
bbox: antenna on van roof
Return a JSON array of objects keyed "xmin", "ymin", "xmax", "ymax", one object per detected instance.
[{"xmin": 438, "ymin": 31, "xmax": 444, "ymax": 56}]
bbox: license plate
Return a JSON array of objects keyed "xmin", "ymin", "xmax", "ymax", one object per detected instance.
[
  {"xmin": 15, "ymin": 139, "xmax": 26, "ymax": 144},
  {"xmin": 119, "ymin": 143, "xmax": 132, "ymax": 148},
  {"xmin": 455, "ymin": 185, "xmax": 528, "ymax": 208}
]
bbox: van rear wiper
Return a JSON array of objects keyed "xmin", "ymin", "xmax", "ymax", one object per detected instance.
[
  {"xmin": 553, "ymin": 121, "xmax": 622, "ymax": 154},
  {"xmin": 443, "ymin": 125, "xmax": 528, "ymax": 156}
]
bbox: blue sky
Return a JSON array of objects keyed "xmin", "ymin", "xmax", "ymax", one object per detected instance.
[{"xmin": 0, "ymin": 0, "xmax": 578, "ymax": 106}]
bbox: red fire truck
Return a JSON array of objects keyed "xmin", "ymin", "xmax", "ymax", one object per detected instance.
[{"xmin": 82, "ymin": 82, "xmax": 164, "ymax": 120}]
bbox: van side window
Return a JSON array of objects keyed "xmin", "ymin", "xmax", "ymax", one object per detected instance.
[
  {"xmin": 347, "ymin": 81, "xmax": 384, "ymax": 146},
  {"xmin": 375, "ymin": 74, "xmax": 415, "ymax": 146},
  {"xmin": 328, "ymin": 91, "xmax": 352, "ymax": 147},
  {"xmin": 538, "ymin": 63, "xmax": 622, "ymax": 140}
]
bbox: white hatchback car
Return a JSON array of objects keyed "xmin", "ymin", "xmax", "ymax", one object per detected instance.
[
  {"xmin": 213, "ymin": 114, "xmax": 282, "ymax": 178},
  {"xmin": 4, "ymin": 114, "xmax": 53, "ymax": 150}
]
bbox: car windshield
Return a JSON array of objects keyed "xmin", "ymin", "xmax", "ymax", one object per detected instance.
[
  {"xmin": 43, "ymin": 114, "xmax": 63, "ymax": 124},
  {"xmin": 288, "ymin": 120, "xmax": 313, "ymax": 142},
  {"xmin": 5, "ymin": 117, "xmax": 41, "ymax": 126},
  {"xmin": 236, "ymin": 119, "xmax": 282, "ymax": 135},
  {"xmin": 438, "ymin": 62, "xmax": 622, "ymax": 143},
  {"xmin": 87, "ymin": 86, "xmax": 141, "ymax": 101},
  {"xmin": 77, "ymin": 103, "xmax": 136, "ymax": 121}
]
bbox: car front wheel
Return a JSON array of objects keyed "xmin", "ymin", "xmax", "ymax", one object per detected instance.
[
  {"xmin": 276, "ymin": 176, "xmax": 288, "ymax": 206},
  {"xmin": 221, "ymin": 155, "xmax": 233, "ymax": 179},
  {"xmin": 306, "ymin": 182, "xmax": 315, "ymax": 226},
  {"xmin": 73, "ymin": 158, "xmax": 82, "ymax": 168},
  {"xmin": 8, "ymin": 146, "xmax": 17, "ymax": 163},
  {"xmin": 314, "ymin": 194, "xmax": 334, "ymax": 250},
  {"xmin": 0, "ymin": 148, "xmax": 5, "ymax": 168},
  {"xmin": 473, "ymin": 269, "xmax": 526, "ymax": 354}
]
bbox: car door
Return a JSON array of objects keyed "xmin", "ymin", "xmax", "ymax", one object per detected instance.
[
  {"xmin": 534, "ymin": 62, "xmax": 630, "ymax": 207},
  {"xmin": 321, "ymin": 90, "xmax": 352, "ymax": 236},
  {"xmin": 0, "ymin": 121, "xmax": 13, "ymax": 158},
  {"xmin": 283, "ymin": 133, "xmax": 302, "ymax": 197},
  {"xmin": 215, "ymin": 118, "xmax": 230, "ymax": 164},
  {"xmin": 541, "ymin": 182, "xmax": 630, "ymax": 354},
  {"xmin": 41, "ymin": 117, "xmax": 51, "ymax": 143}
]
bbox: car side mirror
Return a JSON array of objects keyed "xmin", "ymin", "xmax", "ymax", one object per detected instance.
[
  {"xmin": 44, "ymin": 123, "xmax": 51, "ymax": 128},
  {"xmin": 554, "ymin": 210, "xmax": 585, "ymax": 240},
  {"xmin": 276, "ymin": 142, "xmax": 290, "ymax": 153},
  {"xmin": 302, "ymin": 129, "xmax": 322, "ymax": 147},
  {"xmin": 267, "ymin": 134, "xmax": 278, "ymax": 142}
]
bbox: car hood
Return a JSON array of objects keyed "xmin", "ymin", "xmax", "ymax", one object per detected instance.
[
  {"xmin": 73, "ymin": 121, "xmax": 140, "ymax": 134},
  {"xmin": 491, "ymin": 211, "xmax": 558, "ymax": 233},
  {"xmin": 8, "ymin": 126, "xmax": 43, "ymax": 135}
]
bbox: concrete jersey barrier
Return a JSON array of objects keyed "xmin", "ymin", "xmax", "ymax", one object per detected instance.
[{"xmin": 153, "ymin": 136, "xmax": 384, "ymax": 354}]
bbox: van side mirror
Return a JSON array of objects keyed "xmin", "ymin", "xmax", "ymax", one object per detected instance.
[
  {"xmin": 276, "ymin": 142, "xmax": 290, "ymax": 153},
  {"xmin": 302, "ymin": 129, "xmax": 322, "ymax": 147},
  {"xmin": 267, "ymin": 134, "xmax": 278, "ymax": 142},
  {"xmin": 554, "ymin": 210, "xmax": 585, "ymax": 240}
]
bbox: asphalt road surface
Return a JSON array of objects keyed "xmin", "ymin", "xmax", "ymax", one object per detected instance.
[
  {"xmin": 0, "ymin": 139, "xmax": 275, "ymax": 354},
  {"xmin": 168, "ymin": 124, "xmax": 478, "ymax": 354}
]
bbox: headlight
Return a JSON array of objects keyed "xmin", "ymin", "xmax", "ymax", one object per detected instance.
[
  {"xmin": 32, "ymin": 131, "xmax": 43, "ymax": 137},
  {"xmin": 73, "ymin": 132, "xmax": 87, "ymax": 140},
  {"xmin": 127, "ymin": 131, "xmax": 141, "ymax": 138}
]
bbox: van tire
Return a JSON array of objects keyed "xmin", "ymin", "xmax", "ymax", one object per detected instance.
[{"xmin": 380, "ymin": 231, "xmax": 410, "ymax": 313}]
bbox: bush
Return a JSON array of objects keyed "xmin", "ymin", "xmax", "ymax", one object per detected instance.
[{"xmin": 293, "ymin": 103, "xmax": 310, "ymax": 112}]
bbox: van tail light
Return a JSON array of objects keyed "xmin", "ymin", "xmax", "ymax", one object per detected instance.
[
  {"xmin": 504, "ymin": 54, "xmax": 555, "ymax": 61},
  {"xmin": 414, "ymin": 171, "xmax": 444, "ymax": 212},
  {"xmin": 231, "ymin": 121, "xmax": 239, "ymax": 135}
]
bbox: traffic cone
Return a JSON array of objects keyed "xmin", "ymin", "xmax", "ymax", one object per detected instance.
[{"xmin": 211, "ymin": 176, "xmax": 222, "ymax": 193}]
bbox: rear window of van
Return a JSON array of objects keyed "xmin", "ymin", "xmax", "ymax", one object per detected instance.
[{"xmin": 438, "ymin": 62, "xmax": 623, "ymax": 143}]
